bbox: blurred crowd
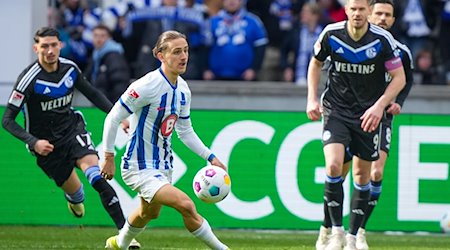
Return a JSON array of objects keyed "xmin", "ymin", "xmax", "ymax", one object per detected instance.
[{"xmin": 47, "ymin": 0, "xmax": 450, "ymax": 97}]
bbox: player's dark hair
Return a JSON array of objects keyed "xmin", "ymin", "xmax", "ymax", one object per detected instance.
[
  {"xmin": 369, "ymin": 0, "xmax": 394, "ymax": 8},
  {"xmin": 152, "ymin": 30, "xmax": 187, "ymax": 58},
  {"xmin": 93, "ymin": 24, "xmax": 112, "ymax": 37},
  {"xmin": 34, "ymin": 27, "xmax": 60, "ymax": 43}
]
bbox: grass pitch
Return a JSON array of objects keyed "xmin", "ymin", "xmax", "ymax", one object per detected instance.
[{"xmin": 0, "ymin": 225, "xmax": 449, "ymax": 249}]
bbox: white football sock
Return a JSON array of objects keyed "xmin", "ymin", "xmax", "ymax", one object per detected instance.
[
  {"xmin": 117, "ymin": 220, "xmax": 145, "ymax": 249},
  {"xmin": 192, "ymin": 218, "xmax": 228, "ymax": 250}
]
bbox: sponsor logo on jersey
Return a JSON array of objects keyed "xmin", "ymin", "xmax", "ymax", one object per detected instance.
[
  {"xmin": 128, "ymin": 89, "xmax": 140, "ymax": 99},
  {"xmin": 334, "ymin": 61, "xmax": 375, "ymax": 74},
  {"xmin": 161, "ymin": 114, "xmax": 178, "ymax": 137},
  {"xmin": 8, "ymin": 90, "xmax": 25, "ymax": 107},
  {"xmin": 40, "ymin": 93, "xmax": 73, "ymax": 111}
]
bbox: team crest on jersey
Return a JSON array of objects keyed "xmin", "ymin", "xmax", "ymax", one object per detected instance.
[
  {"xmin": 8, "ymin": 90, "xmax": 24, "ymax": 107},
  {"xmin": 365, "ymin": 47, "xmax": 377, "ymax": 59},
  {"xmin": 161, "ymin": 114, "xmax": 178, "ymax": 137},
  {"xmin": 64, "ymin": 76, "xmax": 74, "ymax": 88},
  {"xmin": 128, "ymin": 89, "xmax": 140, "ymax": 99}
]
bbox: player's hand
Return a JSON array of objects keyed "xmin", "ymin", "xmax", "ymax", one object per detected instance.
[
  {"xmin": 101, "ymin": 153, "xmax": 116, "ymax": 180},
  {"xmin": 386, "ymin": 102, "xmax": 401, "ymax": 115},
  {"xmin": 306, "ymin": 99, "xmax": 321, "ymax": 121},
  {"xmin": 34, "ymin": 139, "xmax": 54, "ymax": 156},
  {"xmin": 121, "ymin": 119, "xmax": 130, "ymax": 134},
  {"xmin": 210, "ymin": 157, "xmax": 227, "ymax": 172},
  {"xmin": 360, "ymin": 103, "xmax": 384, "ymax": 132}
]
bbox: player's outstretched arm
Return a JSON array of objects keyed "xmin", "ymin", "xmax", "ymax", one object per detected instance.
[{"xmin": 76, "ymin": 75, "xmax": 113, "ymax": 113}]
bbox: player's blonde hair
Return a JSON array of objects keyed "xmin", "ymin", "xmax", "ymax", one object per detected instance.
[{"xmin": 152, "ymin": 30, "xmax": 187, "ymax": 58}]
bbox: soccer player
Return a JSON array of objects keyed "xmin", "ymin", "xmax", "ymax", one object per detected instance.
[
  {"xmin": 102, "ymin": 30, "xmax": 229, "ymax": 250},
  {"xmin": 1, "ymin": 27, "xmax": 140, "ymax": 249},
  {"xmin": 316, "ymin": 1, "xmax": 415, "ymax": 249},
  {"xmin": 306, "ymin": 0, "xmax": 406, "ymax": 249}
]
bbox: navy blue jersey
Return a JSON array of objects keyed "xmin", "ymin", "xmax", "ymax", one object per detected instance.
[
  {"xmin": 394, "ymin": 41, "xmax": 414, "ymax": 107},
  {"xmin": 3, "ymin": 57, "xmax": 112, "ymax": 148},
  {"xmin": 314, "ymin": 21, "xmax": 401, "ymax": 120}
]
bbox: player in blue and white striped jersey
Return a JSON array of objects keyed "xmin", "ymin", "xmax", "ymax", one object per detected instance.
[{"xmin": 102, "ymin": 30, "xmax": 229, "ymax": 250}]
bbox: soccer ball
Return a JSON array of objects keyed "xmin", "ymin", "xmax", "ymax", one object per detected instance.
[
  {"xmin": 440, "ymin": 211, "xmax": 450, "ymax": 233},
  {"xmin": 192, "ymin": 165, "xmax": 231, "ymax": 203}
]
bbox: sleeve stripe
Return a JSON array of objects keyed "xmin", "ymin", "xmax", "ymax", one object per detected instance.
[
  {"xmin": 17, "ymin": 63, "xmax": 41, "ymax": 92},
  {"xmin": 119, "ymin": 98, "xmax": 133, "ymax": 114},
  {"xmin": 179, "ymin": 115, "xmax": 190, "ymax": 119}
]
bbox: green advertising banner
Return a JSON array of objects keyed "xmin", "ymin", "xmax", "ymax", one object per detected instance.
[{"xmin": 0, "ymin": 107, "xmax": 449, "ymax": 232}]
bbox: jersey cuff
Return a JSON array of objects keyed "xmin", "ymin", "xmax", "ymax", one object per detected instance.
[{"xmin": 208, "ymin": 153, "xmax": 216, "ymax": 162}]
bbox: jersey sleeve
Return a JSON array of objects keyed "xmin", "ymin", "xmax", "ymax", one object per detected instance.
[
  {"xmin": 2, "ymin": 69, "xmax": 39, "ymax": 148},
  {"xmin": 75, "ymin": 67, "xmax": 113, "ymax": 113},
  {"xmin": 395, "ymin": 46, "xmax": 415, "ymax": 107},
  {"xmin": 381, "ymin": 32, "xmax": 403, "ymax": 72},
  {"xmin": 313, "ymin": 28, "xmax": 330, "ymax": 62},
  {"xmin": 117, "ymin": 80, "xmax": 153, "ymax": 115}
]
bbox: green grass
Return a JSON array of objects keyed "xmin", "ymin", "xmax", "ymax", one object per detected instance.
[{"xmin": 0, "ymin": 225, "xmax": 449, "ymax": 249}]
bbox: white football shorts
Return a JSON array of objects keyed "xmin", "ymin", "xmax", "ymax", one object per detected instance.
[{"xmin": 121, "ymin": 167, "xmax": 173, "ymax": 203}]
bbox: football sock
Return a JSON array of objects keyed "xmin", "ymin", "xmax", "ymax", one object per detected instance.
[
  {"xmin": 192, "ymin": 218, "xmax": 229, "ymax": 250},
  {"xmin": 117, "ymin": 220, "xmax": 145, "ymax": 249},
  {"xmin": 361, "ymin": 180, "xmax": 382, "ymax": 228},
  {"xmin": 64, "ymin": 184, "xmax": 84, "ymax": 204},
  {"xmin": 349, "ymin": 182, "xmax": 370, "ymax": 235},
  {"xmin": 85, "ymin": 166, "xmax": 126, "ymax": 229},
  {"xmin": 324, "ymin": 176, "xmax": 344, "ymax": 227},
  {"xmin": 323, "ymin": 196, "xmax": 332, "ymax": 228}
]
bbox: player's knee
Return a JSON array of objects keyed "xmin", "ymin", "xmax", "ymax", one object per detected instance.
[
  {"xmin": 327, "ymin": 161, "xmax": 343, "ymax": 176},
  {"xmin": 371, "ymin": 168, "xmax": 383, "ymax": 181}
]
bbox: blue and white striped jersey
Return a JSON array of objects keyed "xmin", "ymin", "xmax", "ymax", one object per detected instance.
[{"xmin": 106, "ymin": 68, "xmax": 211, "ymax": 171}]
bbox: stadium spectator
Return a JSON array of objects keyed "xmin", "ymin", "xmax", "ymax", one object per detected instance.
[
  {"xmin": 59, "ymin": 0, "xmax": 102, "ymax": 70},
  {"xmin": 438, "ymin": 1, "xmax": 450, "ymax": 85},
  {"xmin": 1, "ymin": 27, "xmax": 140, "ymax": 249},
  {"xmin": 306, "ymin": 0, "xmax": 405, "ymax": 249},
  {"xmin": 122, "ymin": 0, "xmax": 207, "ymax": 79},
  {"xmin": 279, "ymin": 2, "xmax": 323, "ymax": 85},
  {"xmin": 203, "ymin": 0, "xmax": 268, "ymax": 81},
  {"xmin": 413, "ymin": 49, "xmax": 445, "ymax": 85},
  {"xmin": 85, "ymin": 24, "xmax": 130, "ymax": 103},
  {"xmin": 102, "ymin": 30, "xmax": 229, "ymax": 250},
  {"xmin": 391, "ymin": 0, "xmax": 441, "ymax": 59},
  {"xmin": 317, "ymin": 0, "xmax": 347, "ymax": 23}
]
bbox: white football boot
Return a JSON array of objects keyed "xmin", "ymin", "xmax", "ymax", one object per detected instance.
[
  {"xmin": 315, "ymin": 225, "xmax": 331, "ymax": 250},
  {"xmin": 325, "ymin": 226, "xmax": 346, "ymax": 250},
  {"xmin": 343, "ymin": 234, "xmax": 357, "ymax": 250},
  {"xmin": 356, "ymin": 228, "xmax": 369, "ymax": 250}
]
